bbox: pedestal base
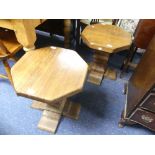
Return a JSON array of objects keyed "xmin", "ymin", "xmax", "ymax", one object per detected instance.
[
  {"xmin": 31, "ymin": 99, "xmax": 81, "ymax": 133},
  {"xmin": 104, "ymin": 68, "xmax": 117, "ymax": 80},
  {"xmin": 87, "ymin": 50, "xmax": 117, "ymax": 85},
  {"xmin": 38, "ymin": 110, "xmax": 62, "ymax": 133}
]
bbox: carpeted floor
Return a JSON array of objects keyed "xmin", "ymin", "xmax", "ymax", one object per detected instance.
[{"xmin": 0, "ymin": 32, "xmax": 154, "ymax": 135}]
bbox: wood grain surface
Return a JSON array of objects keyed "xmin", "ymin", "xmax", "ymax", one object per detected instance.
[
  {"xmin": 11, "ymin": 47, "xmax": 88, "ymax": 104},
  {"xmin": 81, "ymin": 24, "xmax": 132, "ymax": 53}
]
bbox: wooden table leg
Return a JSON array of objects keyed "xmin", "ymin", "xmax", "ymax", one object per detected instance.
[
  {"xmin": 88, "ymin": 50, "xmax": 109, "ymax": 85},
  {"xmin": 37, "ymin": 99, "xmax": 66, "ymax": 133},
  {"xmin": 2, "ymin": 60, "xmax": 14, "ymax": 86},
  {"xmin": 31, "ymin": 98, "xmax": 81, "ymax": 133},
  {"xmin": 88, "ymin": 50, "xmax": 117, "ymax": 85}
]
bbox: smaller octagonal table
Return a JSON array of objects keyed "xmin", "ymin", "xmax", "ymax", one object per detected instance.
[
  {"xmin": 11, "ymin": 46, "xmax": 88, "ymax": 133},
  {"xmin": 81, "ymin": 24, "xmax": 132, "ymax": 85}
]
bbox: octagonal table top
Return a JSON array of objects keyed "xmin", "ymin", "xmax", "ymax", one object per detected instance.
[
  {"xmin": 11, "ymin": 46, "xmax": 88, "ymax": 104},
  {"xmin": 81, "ymin": 24, "xmax": 132, "ymax": 53}
]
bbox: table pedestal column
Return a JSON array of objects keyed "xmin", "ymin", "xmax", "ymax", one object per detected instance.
[
  {"xmin": 31, "ymin": 99, "xmax": 81, "ymax": 133},
  {"xmin": 88, "ymin": 50, "xmax": 117, "ymax": 85},
  {"xmin": 88, "ymin": 50, "xmax": 108, "ymax": 85}
]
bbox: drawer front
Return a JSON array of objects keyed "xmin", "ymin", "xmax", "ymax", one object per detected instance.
[
  {"xmin": 140, "ymin": 93, "xmax": 155, "ymax": 113},
  {"xmin": 130, "ymin": 108, "xmax": 155, "ymax": 131}
]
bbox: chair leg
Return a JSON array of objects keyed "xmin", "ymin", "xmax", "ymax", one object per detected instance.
[
  {"xmin": 76, "ymin": 19, "xmax": 80, "ymax": 50},
  {"xmin": 2, "ymin": 59, "xmax": 14, "ymax": 86},
  {"xmin": 9, "ymin": 57, "xmax": 18, "ymax": 62},
  {"xmin": 120, "ymin": 44, "xmax": 137, "ymax": 78}
]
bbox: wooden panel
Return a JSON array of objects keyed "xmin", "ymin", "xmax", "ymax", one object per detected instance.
[
  {"xmin": 140, "ymin": 93, "xmax": 155, "ymax": 113},
  {"xmin": 130, "ymin": 108, "xmax": 155, "ymax": 131},
  {"xmin": 11, "ymin": 47, "xmax": 88, "ymax": 104},
  {"xmin": 125, "ymin": 35, "xmax": 155, "ymax": 117},
  {"xmin": 0, "ymin": 28, "xmax": 22, "ymax": 57},
  {"xmin": 134, "ymin": 19, "xmax": 155, "ymax": 49}
]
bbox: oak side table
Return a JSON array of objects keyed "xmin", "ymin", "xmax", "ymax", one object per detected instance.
[
  {"xmin": 11, "ymin": 47, "xmax": 88, "ymax": 133},
  {"xmin": 81, "ymin": 24, "xmax": 132, "ymax": 85}
]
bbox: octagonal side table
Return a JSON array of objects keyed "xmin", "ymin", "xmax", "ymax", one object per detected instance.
[
  {"xmin": 11, "ymin": 47, "xmax": 88, "ymax": 133},
  {"xmin": 81, "ymin": 24, "xmax": 132, "ymax": 85}
]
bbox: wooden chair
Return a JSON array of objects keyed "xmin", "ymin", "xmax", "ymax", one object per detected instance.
[
  {"xmin": 0, "ymin": 28, "xmax": 22, "ymax": 85},
  {"xmin": 120, "ymin": 19, "xmax": 155, "ymax": 77}
]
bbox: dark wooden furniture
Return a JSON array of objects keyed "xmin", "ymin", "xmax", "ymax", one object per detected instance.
[
  {"xmin": 0, "ymin": 28, "xmax": 22, "ymax": 85},
  {"xmin": 36, "ymin": 19, "xmax": 72, "ymax": 48},
  {"xmin": 119, "ymin": 35, "xmax": 155, "ymax": 132},
  {"xmin": 120, "ymin": 19, "xmax": 155, "ymax": 77}
]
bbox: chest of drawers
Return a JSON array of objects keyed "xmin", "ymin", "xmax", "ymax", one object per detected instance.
[{"xmin": 119, "ymin": 35, "xmax": 155, "ymax": 132}]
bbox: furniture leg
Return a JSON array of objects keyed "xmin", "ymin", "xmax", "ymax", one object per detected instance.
[
  {"xmin": 76, "ymin": 19, "xmax": 81, "ymax": 50},
  {"xmin": 120, "ymin": 44, "xmax": 137, "ymax": 78},
  {"xmin": 119, "ymin": 110, "xmax": 137, "ymax": 128},
  {"xmin": 64, "ymin": 19, "xmax": 72, "ymax": 48},
  {"xmin": 2, "ymin": 59, "xmax": 14, "ymax": 85},
  {"xmin": 32, "ymin": 99, "xmax": 81, "ymax": 120},
  {"xmin": 9, "ymin": 57, "xmax": 18, "ymax": 62},
  {"xmin": 31, "ymin": 98, "xmax": 81, "ymax": 133},
  {"xmin": 37, "ymin": 99, "xmax": 66, "ymax": 133},
  {"xmin": 87, "ymin": 50, "xmax": 109, "ymax": 85}
]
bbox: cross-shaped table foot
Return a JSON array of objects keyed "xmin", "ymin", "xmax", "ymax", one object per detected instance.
[{"xmin": 31, "ymin": 99, "xmax": 81, "ymax": 133}]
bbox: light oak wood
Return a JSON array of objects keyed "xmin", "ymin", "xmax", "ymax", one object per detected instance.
[
  {"xmin": 88, "ymin": 52, "xmax": 109, "ymax": 85},
  {"xmin": 31, "ymin": 100, "xmax": 65, "ymax": 114},
  {"xmin": 63, "ymin": 101, "xmax": 81, "ymax": 120},
  {"xmin": 0, "ymin": 20, "xmax": 13, "ymax": 30},
  {"xmin": 0, "ymin": 19, "xmax": 46, "ymax": 52},
  {"xmin": 31, "ymin": 100, "xmax": 81, "ymax": 120},
  {"xmin": 11, "ymin": 47, "xmax": 88, "ymax": 104},
  {"xmin": 0, "ymin": 28, "xmax": 22, "ymax": 84},
  {"xmin": 2, "ymin": 60, "xmax": 14, "ymax": 85},
  {"xmin": 11, "ymin": 46, "xmax": 87, "ymax": 133},
  {"xmin": 0, "ymin": 29, "xmax": 22, "ymax": 58},
  {"xmin": 38, "ymin": 99, "xmax": 66, "ymax": 133},
  {"xmin": 81, "ymin": 24, "xmax": 132, "ymax": 85},
  {"xmin": 81, "ymin": 24, "xmax": 132, "ymax": 53},
  {"xmin": 38, "ymin": 110, "xmax": 62, "ymax": 133},
  {"xmin": 87, "ymin": 70, "xmax": 104, "ymax": 85},
  {"xmin": 104, "ymin": 68, "xmax": 117, "ymax": 80}
]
